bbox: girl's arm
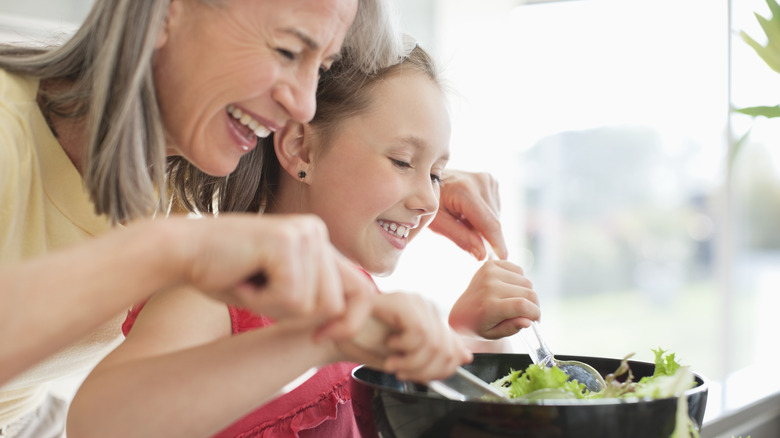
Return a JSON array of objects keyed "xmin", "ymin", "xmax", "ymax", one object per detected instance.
[
  {"xmin": 68, "ymin": 287, "xmax": 471, "ymax": 438},
  {"xmin": 67, "ymin": 286, "xmax": 338, "ymax": 438}
]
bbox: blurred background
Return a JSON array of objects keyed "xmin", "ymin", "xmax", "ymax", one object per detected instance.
[
  {"xmin": 2, "ymin": 0, "xmax": 778, "ymax": 431},
  {"xmin": 386, "ymin": 0, "xmax": 780, "ymax": 426}
]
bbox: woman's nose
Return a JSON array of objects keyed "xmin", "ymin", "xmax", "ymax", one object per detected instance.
[{"xmin": 279, "ymin": 68, "xmax": 318, "ymax": 123}]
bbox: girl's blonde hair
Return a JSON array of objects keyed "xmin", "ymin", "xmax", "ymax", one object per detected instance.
[
  {"xmin": 0, "ymin": 0, "xmax": 397, "ymax": 224},
  {"xmin": 177, "ymin": 37, "xmax": 441, "ymax": 215}
]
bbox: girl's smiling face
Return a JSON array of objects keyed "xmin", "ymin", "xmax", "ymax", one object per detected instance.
[
  {"xmin": 154, "ymin": 0, "xmax": 356, "ymax": 176},
  {"xmin": 306, "ymin": 71, "xmax": 451, "ymax": 275}
]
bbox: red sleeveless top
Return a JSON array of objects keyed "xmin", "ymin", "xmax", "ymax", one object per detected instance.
[{"xmin": 122, "ymin": 306, "xmax": 365, "ymax": 437}]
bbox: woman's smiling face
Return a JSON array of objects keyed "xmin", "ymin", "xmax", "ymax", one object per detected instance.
[
  {"xmin": 154, "ymin": 0, "xmax": 357, "ymax": 176},
  {"xmin": 306, "ymin": 70, "xmax": 451, "ymax": 276}
]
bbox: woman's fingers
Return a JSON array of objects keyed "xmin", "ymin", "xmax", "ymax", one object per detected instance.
[
  {"xmin": 314, "ymin": 254, "xmax": 375, "ymax": 341},
  {"xmin": 429, "ymin": 170, "xmax": 507, "ymax": 260},
  {"xmin": 183, "ymin": 214, "xmax": 362, "ymax": 326}
]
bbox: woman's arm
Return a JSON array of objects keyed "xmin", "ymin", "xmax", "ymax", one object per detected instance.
[
  {"xmin": 0, "ymin": 219, "xmax": 178, "ymax": 384},
  {"xmin": 0, "ymin": 214, "xmax": 375, "ymax": 385}
]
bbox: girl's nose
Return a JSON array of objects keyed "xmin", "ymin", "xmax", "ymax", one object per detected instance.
[{"xmin": 408, "ymin": 176, "xmax": 440, "ymax": 214}]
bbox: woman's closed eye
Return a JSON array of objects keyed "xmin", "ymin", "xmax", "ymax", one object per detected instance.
[
  {"xmin": 276, "ymin": 47, "xmax": 330, "ymax": 76},
  {"xmin": 276, "ymin": 48, "xmax": 298, "ymax": 61}
]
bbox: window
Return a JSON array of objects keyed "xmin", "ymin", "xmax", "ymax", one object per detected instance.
[{"xmin": 379, "ymin": 0, "xmax": 780, "ymax": 423}]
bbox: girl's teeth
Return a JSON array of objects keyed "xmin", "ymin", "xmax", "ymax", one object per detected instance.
[
  {"xmin": 378, "ymin": 220, "xmax": 411, "ymax": 238},
  {"xmin": 227, "ymin": 105, "xmax": 272, "ymax": 138}
]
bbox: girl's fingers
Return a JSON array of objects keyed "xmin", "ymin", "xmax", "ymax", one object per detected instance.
[{"xmin": 378, "ymin": 295, "xmax": 472, "ymax": 382}]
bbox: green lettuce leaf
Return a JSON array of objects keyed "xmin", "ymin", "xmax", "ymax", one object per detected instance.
[
  {"xmin": 491, "ymin": 364, "xmax": 589, "ymax": 399},
  {"xmin": 492, "ymin": 349, "xmax": 700, "ymax": 437}
]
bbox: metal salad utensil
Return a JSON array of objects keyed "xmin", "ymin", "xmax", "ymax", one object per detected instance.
[
  {"xmin": 518, "ymin": 321, "xmax": 606, "ymax": 393},
  {"xmin": 484, "ymin": 243, "xmax": 606, "ymax": 393},
  {"xmin": 428, "ymin": 366, "xmax": 508, "ymax": 401},
  {"xmin": 355, "ymin": 314, "xmax": 508, "ymax": 402}
]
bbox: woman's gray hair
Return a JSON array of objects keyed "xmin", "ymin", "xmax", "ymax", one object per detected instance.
[
  {"xmin": 342, "ymin": 0, "xmax": 405, "ymax": 74},
  {"xmin": 169, "ymin": 0, "xmax": 406, "ymax": 215},
  {"xmin": 0, "ymin": 0, "xmax": 173, "ymax": 224}
]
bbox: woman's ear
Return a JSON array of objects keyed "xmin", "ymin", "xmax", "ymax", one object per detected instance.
[
  {"xmin": 274, "ymin": 121, "xmax": 312, "ymax": 182},
  {"xmin": 156, "ymin": 0, "xmax": 183, "ymax": 49}
]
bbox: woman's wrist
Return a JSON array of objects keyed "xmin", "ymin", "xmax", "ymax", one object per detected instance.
[{"xmin": 130, "ymin": 216, "xmax": 194, "ymax": 293}]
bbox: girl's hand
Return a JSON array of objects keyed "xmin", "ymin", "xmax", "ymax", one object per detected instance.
[
  {"xmin": 449, "ymin": 259, "xmax": 540, "ymax": 340},
  {"xmin": 430, "ymin": 169, "xmax": 507, "ymax": 261},
  {"xmin": 335, "ymin": 293, "xmax": 472, "ymax": 383}
]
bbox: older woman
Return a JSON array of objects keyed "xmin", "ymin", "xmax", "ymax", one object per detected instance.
[{"xmin": 0, "ymin": 0, "xmax": 505, "ymax": 436}]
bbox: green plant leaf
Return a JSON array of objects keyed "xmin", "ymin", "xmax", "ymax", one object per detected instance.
[
  {"xmin": 741, "ymin": 30, "xmax": 780, "ymax": 74},
  {"xmin": 756, "ymin": 14, "xmax": 780, "ymax": 54},
  {"xmin": 733, "ymin": 105, "xmax": 780, "ymax": 118},
  {"xmin": 740, "ymin": 0, "xmax": 780, "ymax": 74},
  {"xmin": 769, "ymin": 0, "xmax": 780, "ymax": 19}
]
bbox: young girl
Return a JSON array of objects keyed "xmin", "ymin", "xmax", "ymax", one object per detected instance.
[{"xmin": 68, "ymin": 39, "xmax": 539, "ymax": 438}]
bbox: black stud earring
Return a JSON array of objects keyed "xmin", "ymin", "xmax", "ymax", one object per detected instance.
[{"xmin": 298, "ymin": 170, "xmax": 307, "ymax": 179}]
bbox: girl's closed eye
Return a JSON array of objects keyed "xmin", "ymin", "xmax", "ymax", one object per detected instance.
[
  {"xmin": 390, "ymin": 158, "xmax": 412, "ymax": 169},
  {"xmin": 431, "ymin": 173, "xmax": 443, "ymax": 185}
]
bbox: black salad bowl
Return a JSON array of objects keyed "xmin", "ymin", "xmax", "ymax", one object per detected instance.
[{"xmin": 350, "ymin": 353, "xmax": 708, "ymax": 438}]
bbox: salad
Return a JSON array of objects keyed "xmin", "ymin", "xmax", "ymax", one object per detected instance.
[{"xmin": 490, "ymin": 348, "xmax": 700, "ymax": 438}]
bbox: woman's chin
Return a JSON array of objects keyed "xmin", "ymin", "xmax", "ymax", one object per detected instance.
[{"xmin": 192, "ymin": 157, "xmax": 242, "ymax": 177}]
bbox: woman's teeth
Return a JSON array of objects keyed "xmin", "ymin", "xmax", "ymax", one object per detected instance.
[
  {"xmin": 227, "ymin": 105, "xmax": 272, "ymax": 138},
  {"xmin": 378, "ymin": 220, "xmax": 411, "ymax": 238}
]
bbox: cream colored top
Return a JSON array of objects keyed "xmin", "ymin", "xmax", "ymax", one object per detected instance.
[{"xmin": 0, "ymin": 69, "xmax": 124, "ymax": 426}]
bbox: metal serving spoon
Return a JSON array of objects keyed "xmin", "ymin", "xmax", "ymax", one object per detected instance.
[{"xmin": 518, "ymin": 321, "xmax": 606, "ymax": 393}]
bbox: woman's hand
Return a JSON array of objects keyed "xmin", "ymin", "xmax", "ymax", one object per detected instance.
[
  {"xmin": 334, "ymin": 292, "xmax": 473, "ymax": 383},
  {"xmin": 449, "ymin": 260, "xmax": 540, "ymax": 340},
  {"xmin": 168, "ymin": 213, "xmax": 375, "ymax": 329},
  {"xmin": 431, "ymin": 169, "xmax": 507, "ymax": 260}
]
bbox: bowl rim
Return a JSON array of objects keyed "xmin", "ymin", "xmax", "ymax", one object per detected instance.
[{"xmin": 351, "ymin": 353, "xmax": 709, "ymax": 407}]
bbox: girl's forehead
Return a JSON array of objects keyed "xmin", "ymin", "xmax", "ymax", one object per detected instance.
[{"xmin": 318, "ymin": 71, "xmax": 450, "ymax": 158}]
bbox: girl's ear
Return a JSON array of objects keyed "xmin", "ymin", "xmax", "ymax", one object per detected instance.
[{"xmin": 274, "ymin": 121, "xmax": 312, "ymax": 182}]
